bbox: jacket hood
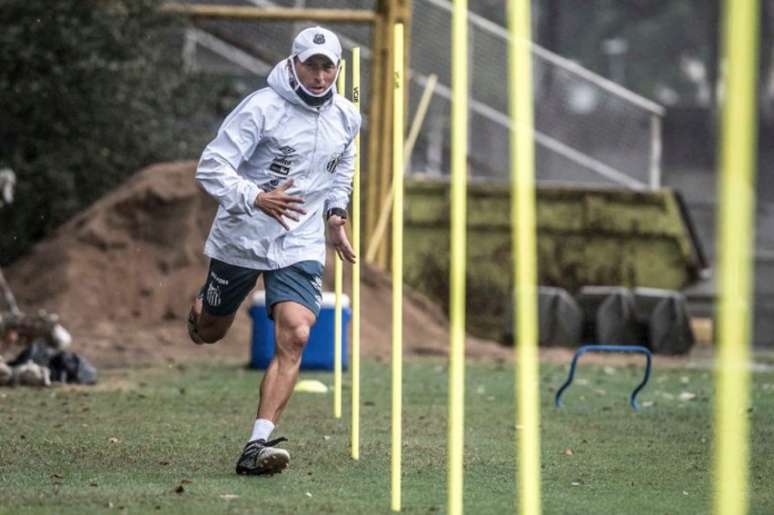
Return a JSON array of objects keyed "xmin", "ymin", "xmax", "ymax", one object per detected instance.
[{"xmin": 267, "ymin": 58, "xmax": 336, "ymax": 110}]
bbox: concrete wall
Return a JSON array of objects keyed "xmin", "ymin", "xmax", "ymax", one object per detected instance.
[{"xmin": 403, "ymin": 179, "xmax": 705, "ymax": 341}]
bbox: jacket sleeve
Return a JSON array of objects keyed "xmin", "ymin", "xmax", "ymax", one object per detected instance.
[
  {"xmin": 195, "ymin": 107, "xmax": 263, "ymax": 215},
  {"xmin": 324, "ymin": 113, "xmax": 361, "ymax": 214}
]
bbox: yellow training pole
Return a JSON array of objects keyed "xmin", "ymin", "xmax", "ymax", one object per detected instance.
[
  {"xmin": 713, "ymin": 1, "xmax": 760, "ymax": 514},
  {"xmin": 448, "ymin": 1, "xmax": 467, "ymax": 515},
  {"xmin": 351, "ymin": 47, "xmax": 362, "ymax": 461},
  {"xmin": 507, "ymin": 1, "xmax": 541, "ymax": 514},
  {"xmin": 334, "ymin": 59, "xmax": 347, "ymax": 420},
  {"xmin": 391, "ymin": 22, "xmax": 405, "ymax": 513}
]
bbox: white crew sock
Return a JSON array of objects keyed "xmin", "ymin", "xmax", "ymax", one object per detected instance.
[{"xmin": 249, "ymin": 418, "xmax": 275, "ymax": 443}]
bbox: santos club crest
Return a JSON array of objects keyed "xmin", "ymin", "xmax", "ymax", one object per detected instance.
[
  {"xmin": 325, "ymin": 153, "xmax": 342, "ymax": 174},
  {"xmin": 206, "ymin": 283, "xmax": 222, "ymax": 307}
]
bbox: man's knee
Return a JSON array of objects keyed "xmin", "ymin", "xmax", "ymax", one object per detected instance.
[
  {"xmin": 277, "ymin": 322, "xmax": 310, "ymax": 358},
  {"xmin": 273, "ymin": 302, "xmax": 316, "ymax": 362}
]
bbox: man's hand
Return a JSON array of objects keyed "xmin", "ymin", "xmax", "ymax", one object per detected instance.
[
  {"xmin": 254, "ymin": 179, "xmax": 306, "ymax": 230},
  {"xmin": 327, "ymin": 215, "xmax": 356, "ymax": 264}
]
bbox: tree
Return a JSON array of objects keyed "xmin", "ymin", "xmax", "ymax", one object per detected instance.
[{"xmin": 0, "ymin": 0, "xmax": 221, "ymax": 265}]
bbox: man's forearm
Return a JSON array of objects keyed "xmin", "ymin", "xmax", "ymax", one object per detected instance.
[{"xmin": 196, "ymin": 156, "xmax": 260, "ymax": 215}]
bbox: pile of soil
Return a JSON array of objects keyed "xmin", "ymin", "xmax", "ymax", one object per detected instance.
[{"xmin": 6, "ymin": 162, "xmax": 510, "ymax": 367}]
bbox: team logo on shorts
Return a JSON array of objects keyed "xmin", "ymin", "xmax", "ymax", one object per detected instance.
[
  {"xmin": 206, "ymin": 283, "xmax": 222, "ymax": 307},
  {"xmin": 210, "ymin": 270, "xmax": 228, "ymax": 285}
]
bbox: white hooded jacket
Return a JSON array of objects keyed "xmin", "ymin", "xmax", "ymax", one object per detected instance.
[{"xmin": 196, "ymin": 58, "xmax": 361, "ymax": 270}]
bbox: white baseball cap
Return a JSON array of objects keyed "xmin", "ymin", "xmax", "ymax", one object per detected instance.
[{"xmin": 292, "ymin": 27, "xmax": 342, "ymax": 64}]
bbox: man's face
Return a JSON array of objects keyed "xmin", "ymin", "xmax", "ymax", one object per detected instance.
[{"xmin": 294, "ymin": 54, "xmax": 338, "ymax": 94}]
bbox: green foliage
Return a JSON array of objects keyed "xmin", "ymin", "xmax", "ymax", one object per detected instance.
[
  {"xmin": 1, "ymin": 358, "xmax": 774, "ymax": 513},
  {"xmin": 0, "ymin": 0, "xmax": 221, "ymax": 265}
]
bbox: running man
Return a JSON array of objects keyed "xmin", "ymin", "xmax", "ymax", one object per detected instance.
[{"xmin": 187, "ymin": 26, "xmax": 359, "ymax": 476}]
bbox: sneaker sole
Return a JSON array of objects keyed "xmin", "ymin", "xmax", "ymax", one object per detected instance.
[
  {"xmin": 238, "ymin": 448, "xmax": 290, "ymax": 476},
  {"xmin": 256, "ymin": 450, "xmax": 289, "ymax": 475}
]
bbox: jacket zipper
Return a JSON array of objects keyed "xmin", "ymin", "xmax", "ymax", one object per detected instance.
[
  {"xmin": 282, "ymin": 110, "xmax": 320, "ymax": 254},
  {"xmin": 308, "ymin": 110, "xmax": 320, "ymax": 177}
]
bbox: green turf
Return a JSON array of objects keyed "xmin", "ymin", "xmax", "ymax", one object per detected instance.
[{"xmin": 1, "ymin": 357, "xmax": 773, "ymax": 514}]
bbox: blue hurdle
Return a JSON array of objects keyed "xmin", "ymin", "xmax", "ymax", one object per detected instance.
[{"xmin": 554, "ymin": 345, "xmax": 653, "ymax": 411}]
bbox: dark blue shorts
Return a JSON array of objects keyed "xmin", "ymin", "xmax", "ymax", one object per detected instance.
[{"xmin": 201, "ymin": 258, "xmax": 323, "ymax": 320}]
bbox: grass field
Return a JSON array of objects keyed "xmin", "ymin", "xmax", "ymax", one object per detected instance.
[{"xmin": 1, "ymin": 357, "xmax": 773, "ymax": 514}]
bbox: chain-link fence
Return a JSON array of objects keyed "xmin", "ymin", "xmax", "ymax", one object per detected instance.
[
  {"xmin": 180, "ymin": 0, "xmax": 664, "ymax": 190},
  {"xmin": 409, "ymin": 0, "xmax": 664, "ymax": 189},
  {"xmin": 180, "ymin": 0, "xmax": 376, "ymax": 138}
]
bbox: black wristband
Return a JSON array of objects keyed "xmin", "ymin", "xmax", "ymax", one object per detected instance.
[{"xmin": 326, "ymin": 207, "xmax": 348, "ymax": 220}]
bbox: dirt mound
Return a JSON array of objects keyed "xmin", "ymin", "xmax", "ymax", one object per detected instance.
[{"xmin": 6, "ymin": 162, "xmax": 509, "ymax": 367}]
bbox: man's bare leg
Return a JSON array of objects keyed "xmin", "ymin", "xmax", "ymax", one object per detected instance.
[
  {"xmin": 188, "ymin": 295, "xmax": 236, "ymax": 344},
  {"xmin": 257, "ymin": 301, "xmax": 315, "ymax": 422},
  {"xmin": 234, "ymin": 301, "xmax": 313, "ymax": 476}
]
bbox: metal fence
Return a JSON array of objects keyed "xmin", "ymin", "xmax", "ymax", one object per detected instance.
[
  {"xmin": 180, "ymin": 0, "xmax": 665, "ymax": 190},
  {"xmin": 409, "ymin": 0, "xmax": 665, "ymax": 189}
]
